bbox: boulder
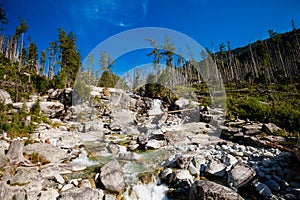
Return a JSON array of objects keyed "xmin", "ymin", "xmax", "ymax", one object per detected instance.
[
  {"xmin": 59, "ymin": 187, "xmax": 104, "ymax": 200},
  {"xmin": 40, "ymin": 101, "xmax": 64, "ymax": 117},
  {"xmin": 175, "ymin": 169, "xmax": 193, "ymax": 181},
  {"xmin": 262, "ymin": 123, "xmax": 282, "ymax": 134},
  {"xmin": 0, "ymin": 89, "xmax": 12, "ymax": 105},
  {"xmin": 99, "ymin": 159, "xmax": 125, "ymax": 193},
  {"xmin": 228, "ymin": 162, "xmax": 256, "ymax": 188},
  {"xmin": 254, "ymin": 182, "xmax": 273, "ymax": 199},
  {"xmin": 0, "ymin": 181, "xmax": 25, "ymax": 200},
  {"xmin": 39, "ymin": 188, "xmax": 59, "ymax": 200},
  {"xmin": 189, "ymin": 180, "xmax": 244, "ymax": 200},
  {"xmin": 205, "ymin": 158, "xmax": 226, "ymax": 177},
  {"xmin": 37, "ymin": 129, "xmax": 83, "ymax": 148},
  {"xmin": 24, "ymin": 143, "xmax": 69, "ymax": 163},
  {"xmin": 49, "ymin": 88, "xmax": 64, "ymax": 99},
  {"xmin": 264, "ymin": 180, "xmax": 281, "ymax": 192},
  {"xmin": 146, "ymin": 139, "xmax": 161, "ymax": 150},
  {"xmin": 176, "ymin": 153, "xmax": 195, "ymax": 169},
  {"xmin": 13, "ymin": 101, "xmax": 64, "ymax": 117},
  {"xmin": 9, "ymin": 166, "xmax": 43, "ymax": 185}
]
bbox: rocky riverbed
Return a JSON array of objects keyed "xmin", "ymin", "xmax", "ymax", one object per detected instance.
[{"xmin": 0, "ymin": 87, "xmax": 299, "ymax": 200}]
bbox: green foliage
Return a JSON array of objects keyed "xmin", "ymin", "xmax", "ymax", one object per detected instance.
[
  {"xmin": 97, "ymin": 71, "xmax": 120, "ymax": 88},
  {"xmin": 30, "ymin": 99, "xmax": 40, "ymax": 115},
  {"xmin": 31, "ymin": 74, "xmax": 50, "ymax": 94},
  {"xmin": 27, "ymin": 152, "xmax": 50, "ymax": 165},
  {"xmin": 226, "ymin": 83, "xmax": 300, "ymax": 135}
]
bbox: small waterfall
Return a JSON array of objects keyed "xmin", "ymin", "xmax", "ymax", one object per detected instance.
[
  {"xmin": 123, "ymin": 178, "xmax": 169, "ymax": 200},
  {"xmin": 71, "ymin": 148, "xmax": 99, "ymax": 166},
  {"xmin": 148, "ymin": 99, "xmax": 163, "ymax": 116}
]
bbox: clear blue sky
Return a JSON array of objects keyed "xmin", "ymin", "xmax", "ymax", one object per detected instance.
[{"xmin": 2, "ymin": 0, "xmax": 300, "ymax": 74}]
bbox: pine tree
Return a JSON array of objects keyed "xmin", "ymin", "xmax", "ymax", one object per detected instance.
[{"xmin": 28, "ymin": 41, "xmax": 38, "ymax": 74}]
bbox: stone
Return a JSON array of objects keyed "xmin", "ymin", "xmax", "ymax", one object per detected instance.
[
  {"xmin": 0, "ymin": 89, "xmax": 12, "ymax": 105},
  {"xmin": 146, "ymin": 139, "xmax": 161, "ymax": 149},
  {"xmin": 189, "ymin": 163, "xmax": 199, "ymax": 176},
  {"xmin": 70, "ymin": 179, "xmax": 79, "ymax": 186},
  {"xmin": 0, "ymin": 181, "xmax": 25, "ymax": 200},
  {"xmin": 80, "ymin": 179, "xmax": 92, "ymax": 188},
  {"xmin": 137, "ymin": 134, "xmax": 148, "ymax": 149},
  {"xmin": 59, "ymin": 187, "xmax": 104, "ymax": 200},
  {"xmin": 83, "ymin": 120, "xmax": 103, "ymax": 132},
  {"xmin": 39, "ymin": 101, "xmax": 64, "ymax": 116},
  {"xmin": 61, "ymin": 184, "xmax": 74, "ymax": 192},
  {"xmin": 39, "ymin": 188, "xmax": 59, "ymax": 200},
  {"xmin": 176, "ymin": 153, "xmax": 195, "ymax": 169},
  {"xmin": 242, "ymin": 123, "xmax": 263, "ymax": 131},
  {"xmin": 105, "ymin": 194, "xmax": 116, "ymax": 200},
  {"xmin": 0, "ymin": 148, "xmax": 8, "ymax": 168},
  {"xmin": 99, "ymin": 159, "xmax": 125, "ymax": 193},
  {"xmin": 54, "ymin": 174, "xmax": 65, "ymax": 184},
  {"xmin": 107, "ymin": 143, "xmax": 121, "ymax": 155},
  {"xmin": 263, "ymin": 123, "xmax": 282, "ymax": 134},
  {"xmin": 192, "ymin": 155, "xmax": 206, "ymax": 170},
  {"xmin": 228, "ymin": 162, "xmax": 256, "ymax": 188},
  {"xmin": 189, "ymin": 180, "xmax": 244, "ymax": 200},
  {"xmin": 49, "ymin": 88, "xmax": 64, "ymax": 99},
  {"xmin": 175, "ymin": 169, "xmax": 193, "ymax": 181},
  {"xmin": 68, "ymin": 163, "xmax": 87, "ymax": 172},
  {"xmin": 24, "ymin": 143, "xmax": 69, "ymax": 163},
  {"xmin": 9, "ymin": 166, "xmax": 43, "ymax": 185},
  {"xmin": 205, "ymin": 158, "xmax": 226, "ymax": 177},
  {"xmin": 264, "ymin": 180, "xmax": 281, "ymax": 192},
  {"xmin": 224, "ymin": 154, "xmax": 238, "ymax": 166},
  {"xmin": 254, "ymin": 182, "xmax": 273, "ymax": 199},
  {"xmin": 160, "ymin": 168, "xmax": 173, "ymax": 180}
]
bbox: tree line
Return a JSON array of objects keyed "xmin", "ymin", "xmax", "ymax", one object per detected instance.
[
  {"xmin": 213, "ymin": 22, "xmax": 300, "ymax": 86},
  {"xmin": 0, "ymin": 6, "xmax": 80, "ymax": 98}
]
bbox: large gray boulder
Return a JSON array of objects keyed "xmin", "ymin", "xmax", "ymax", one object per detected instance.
[
  {"xmin": 13, "ymin": 101, "xmax": 64, "ymax": 117},
  {"xmin": 40, "ymin": 101, "xmax": 64, "ymax": 116},
  {"xmin": 59, "ymin": 187, "xmax": 104, "ymax": 200},
  {"xmin": 24, "ymin": 143, "xmax": 69, "ymax": 163},
  {"xmin": 0, "ymin": 181, "xmax": 25, "ymax": 200},
  {"xmin": 228, "ymin": 162, "xmax": 256, "ymax": 188},
  {"xmin": 189, "ymin": 180, "xmax": 244, "ymax": 200},
  {"xmin": 0, "ymin": 89, "xmax": 12, "ymax": 105},
  {"xmin": 8, "ymin": 166, "xmax": 43, "ymax": 185},
  {"xmin": 99, "ymin": 159, "xmax": 125, "ymax": 193}
]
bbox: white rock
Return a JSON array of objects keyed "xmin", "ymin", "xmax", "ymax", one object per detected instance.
[
  {"xmin": 70, "ymin": 179, "xmax": 79, "ymax": 186},
  {"xmin": 39, "ymin": 188, "xmax": 59, "ymax": 200},
  {"xmin": 175, "ymin": 169, "xmax": 193, "ymax": 181},
  {"xmin": 146, "ymin": 140, "xmax": 161, "ymax": 149},
  {"xmin": 0, "ymin": 89, "xmax": 12, "ymax": 105},
  {"xmin": 61, "ymin": 184, "xmax": 74, "ymax": 192},
  {"xmin": 54, "ymin": 174, "xmax": 65, "ymax": 184}
]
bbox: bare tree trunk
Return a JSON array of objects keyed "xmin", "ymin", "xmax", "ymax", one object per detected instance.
[
  {"xmin": 0, "ymin": 34, "xmax": 4, "ymax": 54},
  {"xmin": 249, "ymin": 43, "xmax": 258, "ymax": 78}
]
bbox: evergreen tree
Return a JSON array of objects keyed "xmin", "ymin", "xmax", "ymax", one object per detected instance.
[
  {"xmin": 28, "ymin": 41, "xmax": 38, "ymax": 74},
  {"xmin": 56, "ymin": 28, "xmax": 81, "ymax": 88}
]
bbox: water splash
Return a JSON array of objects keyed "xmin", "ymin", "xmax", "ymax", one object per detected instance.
[{"xmin": 71, "ymin": 148, "xmax": 99, "ymax": 167}]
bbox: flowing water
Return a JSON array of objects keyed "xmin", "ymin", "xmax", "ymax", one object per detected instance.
[{"xmin": 71, "ymin": 140, "xmax": 171, "ymax": 200}]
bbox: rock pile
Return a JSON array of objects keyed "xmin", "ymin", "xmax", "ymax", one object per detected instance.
[{"xmin": 0, "ymin": 87, "xmax": 299, "ymax": 200}]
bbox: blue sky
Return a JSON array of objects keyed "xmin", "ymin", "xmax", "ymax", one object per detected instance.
[{"xmin": 1, "ymin": 0, "xmax": 300, "ymax": 74}]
